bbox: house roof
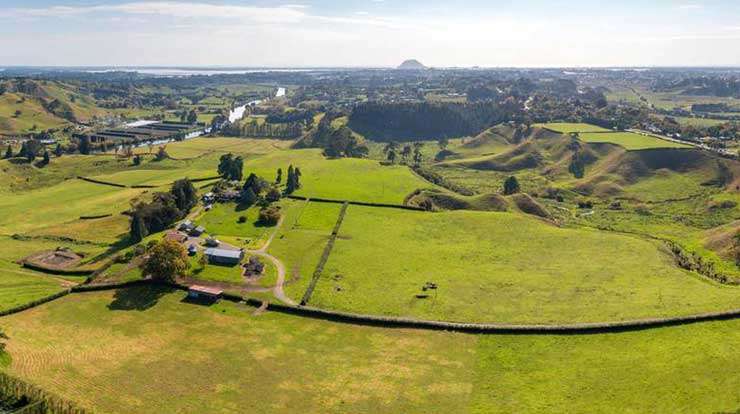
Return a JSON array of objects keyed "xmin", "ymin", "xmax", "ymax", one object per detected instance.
[
  {"xmin": 188, "ymin": 285, "xmax": 223, "ymax": 296},
  {"xmin": 204, "ymin": 248, "xmax": 242, "ymax": 259}
]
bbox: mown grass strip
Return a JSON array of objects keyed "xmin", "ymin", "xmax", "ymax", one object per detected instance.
[{"xmin": 299, "ymin": 202, "xmax": 349, "ymax": 306}]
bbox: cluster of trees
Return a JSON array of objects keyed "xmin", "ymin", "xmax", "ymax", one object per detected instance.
[
  {"xmin": 649, "ymin": 117, "xmax": 740, "ymax": 141},
  {"xmin": 217, "ymin": 153, "xmax": 244, "ymax": 181},
  {"xmin": 382, "ymin": 142, "xmax": 424, "ymax": 166},
  {"xmin": 130, "ymin": 179, "xmax": 198, "ymax": 242},
  {"xmin": 222, "ymin": 120, "xmax": 304, "ymax": 139},
  {"xmin": 302, "ymin": 114, "xmax": 368, "ymax": 158},
  {"xmin": 349, "ymin": 102, "xmax": 514, "ymax": 141},
  {"xmin": 264, "ymin": 108, "xmax": 315, "ymax": 124},
  {"xmin": 3, "ymin": 139, "xmax": 54, "ymax": 166}
]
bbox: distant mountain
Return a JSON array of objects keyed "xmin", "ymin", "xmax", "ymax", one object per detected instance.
[{"xmin": 397, "ymin": 59, "xmax": 426, "ymax": 70}]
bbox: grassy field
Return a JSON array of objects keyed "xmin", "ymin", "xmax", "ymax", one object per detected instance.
[
  {"xmin": 0, "ymin": 287, "xmax": 477, "ymax": 414},
  {"xmin": 0, "ymin": 93, "xmax": 68, "ymax": 135},
  {"xmin": 471, "ymin": 319, "xmax": 740, "ymax": 413},
  {"xmin": 267, "ymin": 200, "xmax": 343, "ymax": 299},
  {"xmin": 308, "ymin": 206, "xmax": 740, "ymax": 324},
  {"xmin": 0, "ymin": 235, "xmax": 89, "ymax": 312},
  {"xmin": 0, "ymin": 179, "xmax": 144, "ymax": 242},
  {"xmin": 536, "ymin": 123, "xmax": 612, "ymax": 133},
  {"xmin": 1, "ymin": 287, "xmax": 739, "ymax": 413},
  {"xmin": 578, "ymin": 132, "xmax": 691, "ymax": 150},
  {"xmin": 243, "ymin": 149, "xmax": 432, "ymax": 204}
]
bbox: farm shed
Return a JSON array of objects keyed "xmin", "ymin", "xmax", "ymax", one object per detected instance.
[
  {"xmin": 179, "ymin": 220, "xmax": 194, "ymax": 232},
  {"xmin": 187, "ymin": 285, "xmax": 223, "ymax": 302},
  {"xmin": 204, "ymin": 248, "xmax": 244, "ymax": 265}
]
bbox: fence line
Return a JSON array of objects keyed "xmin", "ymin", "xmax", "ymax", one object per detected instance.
[{"xmin": 299, "ymin": 202, "xmax": 349, "ymax": 306}]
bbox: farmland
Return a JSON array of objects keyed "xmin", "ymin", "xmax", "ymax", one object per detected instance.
[
  {"xmin": 577, "ymin": 131, "xmax": 691, "ymax": 150},
  {"xmin": 0, "ymin": 287, "xmax": 739, "ymax": 413},
  {"xmin": 307, "ymin": 206, "xmax": 739, "ymax": 324},
  {"xmin": 0, "ymin": 69, "xmax": 740, "ymax": 413}
]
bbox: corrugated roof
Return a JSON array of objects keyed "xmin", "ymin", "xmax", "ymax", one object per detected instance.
[{"xmin": 189, "ymin": 285, "xmax": 223, "ymax": 296}]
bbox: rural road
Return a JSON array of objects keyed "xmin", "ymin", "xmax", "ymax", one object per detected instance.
[{"xmin": 244, "ymin": 216, "xmax": 296, "ymax": 306}]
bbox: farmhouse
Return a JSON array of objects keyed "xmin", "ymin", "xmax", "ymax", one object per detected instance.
[
  {"xmin": 187, "ymin": 285, "xmax": 223, "ymax": 302},
  {"xmin": 205, "ymin": 248, "xmax": 244, "ymax": 265}
]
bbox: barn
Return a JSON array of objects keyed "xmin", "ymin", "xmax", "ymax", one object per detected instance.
[{"xmin": 204, "ymin": 248, "xmax": 244, "ymax": 265}]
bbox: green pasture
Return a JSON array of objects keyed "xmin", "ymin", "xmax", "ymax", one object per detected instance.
[
  {"xmin": 310, "ymin": 206, "xmax": 740, "ymax": 324},
  {"xmin": 578, "ymin": 132, "xmax": 691, "ymax": 150},
  {"xmin": 536, "ymin": 122, "xmax": 612, "ymax": 133},
  {"xmin": 0, "ymin": 93, "xmax": 68, "ymax": 135},
  {"xmin": 0, "ymin": 235, "xmax": 90, "ymax": 312},
  {"xmin": 267, "ymin": 200, "xmax": 342, "ymax": 299},
  {"xmin": 471, "ymin": 318, "xmax": 740, "ymax": 413},
  {"xmin": 0, "ymin": 179, "xmax": 144, "ymax": 242},
  {"xmin": 1, "ymin": 287, "xmax": 739, "ymax": 413},
  {"xmin": 244, "ymin": 149, "xmax": 432, "ymax": 204}
]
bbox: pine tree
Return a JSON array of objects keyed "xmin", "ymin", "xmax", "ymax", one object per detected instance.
[
  {"xmin": 503, "ymin": 176, "xmax": 520, "ymax": 195},
  {"xmin": 275, "ymin": 168, "xmax": 282, "ymax": 184},
  {"xmin": 130, "ymin": 214, "xmax": 148, "ymax": 243},
  {"xmin": 3, "ymin": 145, "xmax": 12, "ymax": 159},
  {"xmin": 285, "ymin": 166, "xmax": 297, "ymax": 194},
  {"xmin": 41, "ymin": 150, "xmax": 50, "ymax": 166},
  {"xmin": 241, "ymin": 187, "xmax": 257, "ymax": 206},
  {"xmin": 54, "ymin": 143, "xmax": 63, "ymax": 157}
]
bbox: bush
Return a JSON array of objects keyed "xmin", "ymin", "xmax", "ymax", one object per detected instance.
[
  {"xmin": 577, "ymin": 198, "xmax": 594, "ymax": 209},
  {"xmin": 634, "ymin": 204, "xmax": 651, "ymax": 215},
  {"xmin": 238, "ymin": 216, "xmax": 247, "ymax": 223},
  {"xmin": 258, "ymin": 206, "xmax": 282, "ymax": 226}
]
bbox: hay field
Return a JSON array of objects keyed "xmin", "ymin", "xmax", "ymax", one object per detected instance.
[{"xmin": 1, "ymin": 287, "xmax": 739, "ymax": 413}]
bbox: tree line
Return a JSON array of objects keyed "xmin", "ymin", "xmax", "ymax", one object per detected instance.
[{"xmin": 129, "ymin": 179, "xmax": 198, "ymax": 242}]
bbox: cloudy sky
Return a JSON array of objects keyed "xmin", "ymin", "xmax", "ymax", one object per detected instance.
[{"xmin": 1, "ymin": 0, "xmax": 740, "ymax": 67}]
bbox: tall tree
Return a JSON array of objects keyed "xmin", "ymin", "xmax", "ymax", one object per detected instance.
[
  {"xmin": 171, "ymin": 179, "xmax": 197, "ymax": 212},
  {"xmin": 130, "ymin": 213, "xmax": 148, "ymax": 243},
  {"xmin": 3, "ymin": 144, "xmax": 12, "ymax": 159},
  {"xmin": 187, "ymin": 109, "xmax": 198, "ymax": 124},
  {"xmin": 401, "ymin": 145, "xmax": 412, "ymax": 164},
  {"xmin": 41, "ymin": 150, "xmax": 50, "ymax": 167},
  {"xmin": 503, "ymin": 176, "xmax": 521, "ymax": 195},
  {"xmin": 275, "ymin": 168, "xmax": 283, "ymax": 184},
  {"xmin": 142, "ymin": 240, "xmax": 189, "ymax": 282},
  {"xmin": 218, "ymin": 153, "xmax": 234, "ymax": 178},
  {"xmin": 78, "ymin": 136, "xmax": 91, "ymax": 155},
  {"xmin": 54, "ymin": 143, "xmax": 63, "ymax": 157}
]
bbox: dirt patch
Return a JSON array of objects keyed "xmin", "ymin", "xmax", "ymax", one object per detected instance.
[{"xmin": 21, "ymin": 248, "xmax": 84, "ymax": 270}]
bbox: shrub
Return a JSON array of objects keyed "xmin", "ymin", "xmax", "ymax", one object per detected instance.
[
  {"xmin": 577, "ymin": 198, "xmax": 593, "ymax": 209},
  {"xmin": 634, "ymin": 204, "xmax": 651, "ymax": 215},
  {"xmin": 258, "ymin": 206, "xmax": 282, "ymax": 226},
  {"xmin": 237, "ymin": 216, "xmax": 247, "ymax": 223}
]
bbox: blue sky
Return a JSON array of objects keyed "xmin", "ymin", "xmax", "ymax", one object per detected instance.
[{"xmin": 1, "ymin": 1, "xmax": 740, "ymax": 67}]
